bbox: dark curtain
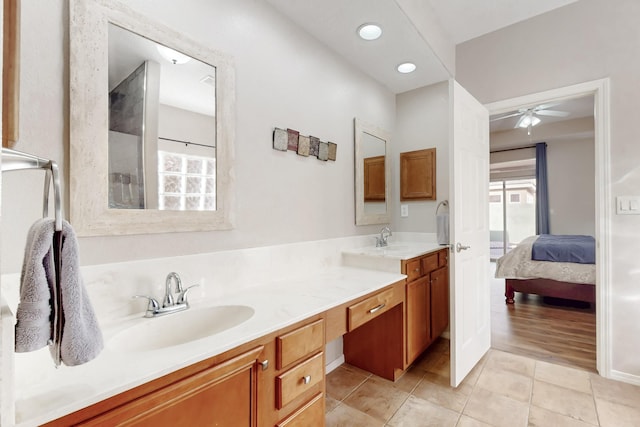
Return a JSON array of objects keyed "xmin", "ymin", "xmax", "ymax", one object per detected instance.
[{"xmin": 536, "ymin": 142, "xmax": 550, "ymax": 234}]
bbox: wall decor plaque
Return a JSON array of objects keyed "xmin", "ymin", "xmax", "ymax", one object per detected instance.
[
  {"xmin": 287, "ymin": 128, "xmax": 299, "ymax": 151},
  {"xmin": 297, "ymin": 135, "xmax": 310, "ymax": 156},
  {"xmin": 273, "ymin": 127, "xmax": 288, "ymax": 151}
]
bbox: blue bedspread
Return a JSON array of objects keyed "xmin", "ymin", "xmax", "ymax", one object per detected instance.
[{"xmin": 531, "ymin": 234, "xmax": 596, "ymax": 264}]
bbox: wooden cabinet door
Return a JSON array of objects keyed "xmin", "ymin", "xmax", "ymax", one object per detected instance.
[
  {"xmin": 78, "ymin": 346, "xmax": 263, "ymax": 427},
  {"xmin": 406, "ymin": 276, "xmax": 431, "ymax": 365},
  {"xmin": 430, "ymin": 267, "xmax": 449, "ymax": 340},
  {"xmin": 363, "ymin": 155, "xmax": 386, "ymax": 201}
]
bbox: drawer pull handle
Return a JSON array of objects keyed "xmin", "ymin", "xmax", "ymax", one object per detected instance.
[
  {"xmin": 368, "ymin": 303, "xmax": 385, "ymax": 314},
  {"xmin": 414, "ymin": 268, "xmax": 420, "ymax": 273},
  {"xmin": 302, "ymin": 375, "xmax": 311, "ymax": 384},
  {"xmin": 260, "ymin": 360, "xmax": 269, "ymax": 371}
]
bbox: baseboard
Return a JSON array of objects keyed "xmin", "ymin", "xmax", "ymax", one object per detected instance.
[
  {"xmin": 325, "ymin": 355, "xmax": 345, "ymax": 374},
  {"xmin": 608, "ymin": 369, "xmax": 640, "ymax": 387}
]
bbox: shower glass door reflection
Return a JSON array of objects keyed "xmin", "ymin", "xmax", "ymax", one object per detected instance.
[{"xmin": 489, "ymin": 178, "xmax": 536, "ymax": 261}]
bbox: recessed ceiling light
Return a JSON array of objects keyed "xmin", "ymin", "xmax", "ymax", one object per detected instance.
[
  {"xmin": 397, "ymin": 62, "xmax": 416, "ymax": 74},
  {"xmin": 357, "ymin": 23, "xmax": 382, "ymax": 41}
]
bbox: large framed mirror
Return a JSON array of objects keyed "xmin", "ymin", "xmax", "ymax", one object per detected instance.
[
  {"xmin": 354, "ymin": 118, "xmax": 391, "ymax": 225},
  {"xmin": 69, "ymin": 0, "xmax": 235, "ymax": 235}
]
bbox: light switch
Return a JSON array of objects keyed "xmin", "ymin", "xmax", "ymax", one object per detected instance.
[
  {"xmin": 401, "ymin": 204, "xmax": 409, "ymax": 217},
  {"xmin": 616, "ymin": 196, "xmax": 640, "ymax": 214}
]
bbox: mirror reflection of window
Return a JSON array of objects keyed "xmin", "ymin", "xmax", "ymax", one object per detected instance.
[{"xmin": 107, "ymin": 23, "xmax": 217, "ymax": 211}]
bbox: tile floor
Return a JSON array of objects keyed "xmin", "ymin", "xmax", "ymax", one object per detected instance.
[{"xmin": 325, "ymin": 338, "xmax": 640, "ymax": 427}]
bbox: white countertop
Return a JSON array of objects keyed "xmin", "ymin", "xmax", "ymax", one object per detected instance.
[
  {"xmin": 9, "ymin": 266, "xmax": 406, "ymax": 426},
  {"xmin": 342, "ymin": 242, "xmax": 447, "ymax": 273}
]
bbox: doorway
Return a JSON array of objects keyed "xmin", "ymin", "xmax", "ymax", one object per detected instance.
[{"xmin": 484, "ymin": 79, "xmax": 611, "ymax": 376}]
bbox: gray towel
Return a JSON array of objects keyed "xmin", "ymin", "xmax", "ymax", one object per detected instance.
[
  {"xmin": 15, "ymin": 219, "xmax": 55, "ymax": 352},
  {"xmin": 15, "ymin": 219, "xmax": 103, "ymax": 366},
  {"xmin": 437, "ymin": 212, "xmax": 449, "ymax": 245}
]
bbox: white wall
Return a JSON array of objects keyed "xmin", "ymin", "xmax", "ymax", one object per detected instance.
[
  {"xmin": 457, "ymin": 0, "xmax": 640, "ymax": 378},
  {"xmin": 393, "ymin": 81, "xmax": 449, "ymax": 232},
  {"xmin": 547, "ymin": 138, "xmax": 595, "ymax": 236},
  {"xmin": 0, "ymin": 0, "xmax": 396, "ymax": 273}
]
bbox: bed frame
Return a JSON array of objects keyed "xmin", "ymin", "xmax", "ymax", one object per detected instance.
[{"xmin": 505, "ymin": 278, "xmax": 596, "ymax": 304}]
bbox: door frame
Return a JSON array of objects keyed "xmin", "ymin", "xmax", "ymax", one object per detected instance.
[{"xmin": 485, "ymin": 78, "xmax": 611, "ymax": 377}]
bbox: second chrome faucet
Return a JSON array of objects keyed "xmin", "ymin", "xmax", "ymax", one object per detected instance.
[
  {"xmin": 134, "ymin": 272, "xmax": 199, "ymax": 318},
  {"xmin": 376, "ymin": 226, "xmax": 392, "ymax": 247}
]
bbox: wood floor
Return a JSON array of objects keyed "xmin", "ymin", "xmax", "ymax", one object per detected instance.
[{"xmin": 490, "ymin": 263, "xmax": 597, "ymax": 372}]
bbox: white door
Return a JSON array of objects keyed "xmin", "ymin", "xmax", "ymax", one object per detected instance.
[{"xmin": 449, "ymin": 80, "xmax": 491, "ymax": 387}]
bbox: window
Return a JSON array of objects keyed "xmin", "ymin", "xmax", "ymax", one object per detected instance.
[
  {"xmin": 510, "ymin": 193, "xmax": 520, "ymax": 203},
  {"xmin": 489, "ymin": 194, "xmax": 502, "ymax": 203},
  {"xmin": 158, "ymin": 151, "xmax": 216, "ymax": 211}
]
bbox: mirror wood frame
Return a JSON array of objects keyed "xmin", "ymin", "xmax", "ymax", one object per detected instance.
[
  {"xmin": 354, "ymin": 118, "xmax": 391, "ymax": 225},
  {"xmin": 69, "ymin": 0, "xmax": 235, "ymax": 236}
]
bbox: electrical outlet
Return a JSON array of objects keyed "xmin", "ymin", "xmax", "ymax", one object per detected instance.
[{"xmin": 401, "ymin": 204, "xmax": 409, "ymax": 217}]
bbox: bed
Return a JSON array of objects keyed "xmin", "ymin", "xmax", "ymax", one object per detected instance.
[{"xmin": 495, "ymin": 235, "xmax": 596, "ymax": 304}]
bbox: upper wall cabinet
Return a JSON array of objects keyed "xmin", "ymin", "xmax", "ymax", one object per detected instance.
[
  {"xmin": 69, "ymin": 0, "xmax": 235, "ymax": 235},
  {"xmin": 400, "ymin": 148, "xmax": 436, "ymax": 201}
]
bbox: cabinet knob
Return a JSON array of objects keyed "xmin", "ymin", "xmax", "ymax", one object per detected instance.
[
  {"xmin": 260, "ymin": 360, "xmax": 269, "ymax": 371},
  {"xmin": 302, "ymin": 375, "xmax": 311, "ymax": 384}
]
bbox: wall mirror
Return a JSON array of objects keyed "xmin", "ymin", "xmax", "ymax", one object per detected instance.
[
  {"xmin": 355, "ymin": 118, "xmax": 391, "ymax": 225},
  {"xmin": 70, "ymin": 0, "xmax": 235, "ymax": 235}
]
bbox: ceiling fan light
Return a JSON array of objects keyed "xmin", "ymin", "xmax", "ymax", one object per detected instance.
[
  {"xmin": 156, "ymin": 44, "xmax": 191, "ymax": 65},
  {"xmin": 517, "ymin": 114, "xmax": 541, "ymax": 128}
]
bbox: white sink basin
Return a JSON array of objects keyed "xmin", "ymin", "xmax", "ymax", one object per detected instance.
[{"xmin": 109, "ymin": 305, "xmax": 255, "ymax": 352}]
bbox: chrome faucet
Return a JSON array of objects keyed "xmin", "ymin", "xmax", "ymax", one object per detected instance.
[
  {"xmin": 376, "ymin": 226, "xmax": 392, "ymax": 247},
  {"xmin": 134, "ymin": 272, "xmax": 199, "ymax": 318}
]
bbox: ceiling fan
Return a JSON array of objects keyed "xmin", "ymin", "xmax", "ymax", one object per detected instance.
[{"xmin": 490, "ymin": 103, "xmax": 570, "ymax": 129}]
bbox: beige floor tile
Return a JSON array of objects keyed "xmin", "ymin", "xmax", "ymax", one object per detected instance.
[
  {"xmin": 456, "ymin": 415, "xmax": 494, "ymax": 427},
  {"xmin": 391, "ymin": 365, "xmax": 426, "ymax": 393},
  {"xmin": 531, "ymin": 380, "xmax": 598, "ymax": 425},
  {"xmin": 412, "ymin": 371, "xmax": 473, "ymax": 412},
  {"xmin": 476, "ymin": 365, "xmax": 533, "ymax": 402},
  {"xmin": 387, "ymin": 395, "xmax": 459, "ymax": 427},
  {"xmin": 590, "ymin": 373, "xmax": 640, "ymax": 409},
  {"xmin": 463, "ymin": 387, "xmax": 529, "ymax": 427},
  {"xmin": 461, "ymin": 355, "xmax": 488, "ymax": 387},
  {"xmin": 343, "ymin": 377, "xmax": 409, "ymax": 422},
  {"xmin": 431, "ymin": 337, "xmax": 451, "ymax": 354},
  {"xmin": 484, "ymin": 350, "xmax": 535, "ymax": 378},
  {"xmin": 424, "ymin": 352, "xmax": 451, "ymax": 377},
  {"xmin": 325, "ymin": 365, "xmax": 369, "ymax": 401},
  {"xmin": 535, "ymin": 361, "xmax": 592, "ymax": 394},
  {"xmin": 325, "ymin": 395, "xmax": 340, "ymax": 413},
  {"xmin": 414, "ymin": 348, "xmax": 449, "ymax": 373},
  {"xmin": 596, "ymin": 398, "xmax": 640, "ymax": 427},
  {"xmin": 325, "ymin": 403, "xmax": 385, "ymax": 427},
  {"xmin": 528, "ymin": 405, "xmax": 598, "ymax": 427}
]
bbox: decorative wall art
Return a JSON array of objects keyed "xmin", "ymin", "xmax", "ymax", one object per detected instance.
[
  {"xmin": 297, "ymin": 134, "xmax": 310, "ymax": 157},
  {"xmin": 328, "ymin": 142, "xmax": 337, "ymax": 161},
  {"xmin": 272, "ymin": 127, "xmax": 337, "ymax": 162},
  {"xmin": 273, "ymin": 127, "xmax": 288, "ymax": 151},
  {"xmin": 318, "ymin": 141, "xmax": 329, "ymax": 161},
  {"xmin": 287, "ymin": 128, "xmax": 299, "ymax": 151}
]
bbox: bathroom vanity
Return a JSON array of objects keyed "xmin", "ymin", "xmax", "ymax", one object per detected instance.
[{"xmin": 29, "ymin": 243, "xmax": 448, "ymax": 427}]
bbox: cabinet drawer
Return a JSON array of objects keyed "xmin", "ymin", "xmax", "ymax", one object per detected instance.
[
  {"xmin": 438, "ymin": 249, "xmax": 448, "ymax": 268},
  {"xmin": 421, "ymin": 252, "xmax": 439, "ymax": 274},
  {"xmin": 405, "ymin": 259, "xmax": 422, "ymax": 282},
  {"xmin": 276, "ymin": 352, "xmax": 324, "ymax": 409},
  {"xmin": 277, "ymin": 319, "xmax": 324, "ymax": 370},
  {"xmin": 276, "ymin": 392, "xmax": 324, "ymax": 427},
  {"xmin": 348, "ymin": 286, "xmax": 400, "ymax": 331}
]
